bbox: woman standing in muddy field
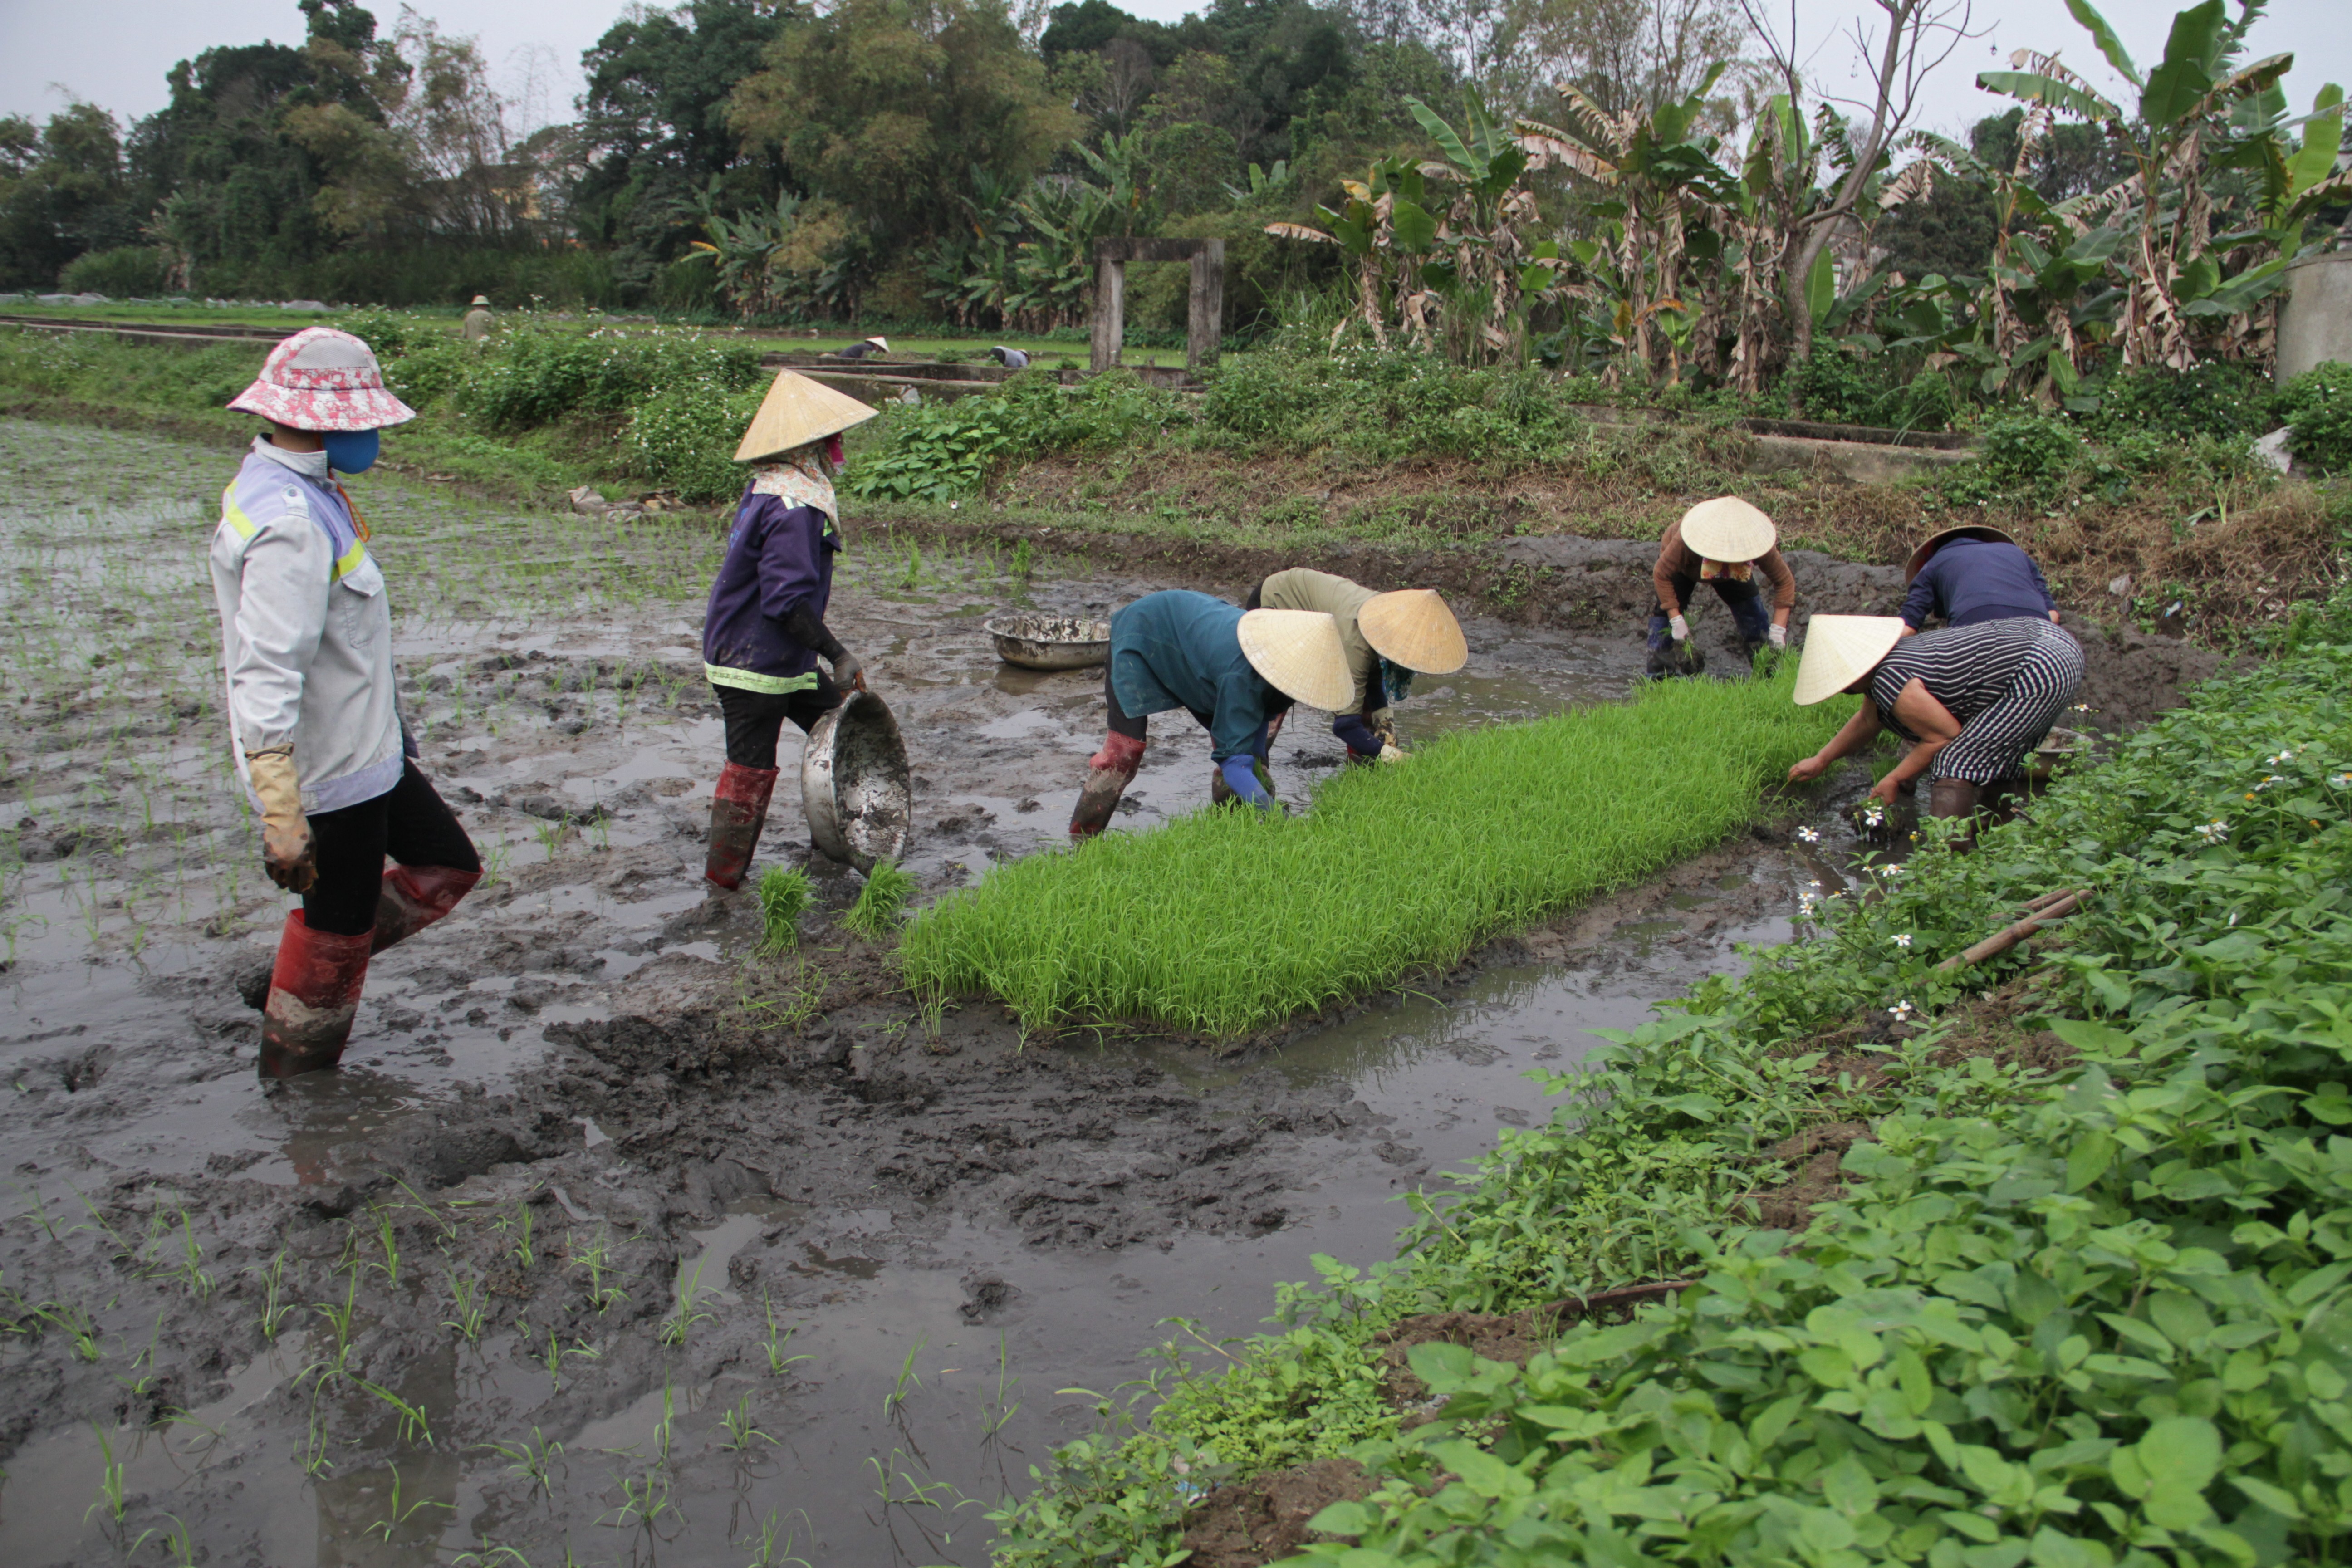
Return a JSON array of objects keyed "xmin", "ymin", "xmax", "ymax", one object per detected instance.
[
  {"xmin": 211, "ymin": 328, "xmax": 482, "ymax": 1079},
  {"xmin": 699, "ymin": 371, "xmax": 881, "ymax": 888},
  {"xmin": 1070, "ymin": 590, "xmax": 1354, "ymax": 838},
  {"xmin": 1784, "ymin": 613, "xmax": 2085, "ymax": 838},
  {"xmin": 1243, "ymin": 568, "xmax": 1469, "ymax": 761}
]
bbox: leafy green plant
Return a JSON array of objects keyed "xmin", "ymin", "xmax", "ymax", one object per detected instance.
[{"xmin": 842, "ymin": 859, "xmax": 916, "ymax": 941}]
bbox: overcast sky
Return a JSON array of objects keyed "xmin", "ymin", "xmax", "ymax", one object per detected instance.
[{"xmin": 4, "ymin": 0, "xmax": 2347, "ymax": 148}]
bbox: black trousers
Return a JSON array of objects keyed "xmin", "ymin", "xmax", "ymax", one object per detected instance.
[
  {"xmin": 715, "ymin": 678, "xmax": 845, "ymax": 770},
  {"xmin": 305, "ymin": 760, "xmax": 480, "ymax": 936}
]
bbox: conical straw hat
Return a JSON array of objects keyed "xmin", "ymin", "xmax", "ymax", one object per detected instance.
[
  {"xmin": 1358, "ymin": 588, "xmax": 1467, "ymax": 673},
  {"xmin": 1237, "ymin": 609, "xmax": 1355, "ymax": 712},
  {"xmin": 1679, "ymin": 496, "xmax": 1776, "ymax": 563},
  {"xmin": 1793, "ymin": 615, "xmax": 1906, "ymax": 706},
  {"xmin": 1903, "ymin": 524, "xmax": 2015, "ymax": 585},
  {"xmin": 734, "ymin": 371, "xmax": 881, "ymax": 463}
]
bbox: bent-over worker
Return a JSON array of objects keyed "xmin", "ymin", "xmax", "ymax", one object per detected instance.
[
  {"xmin": 833, "ymin": 336, "xmax": 889, "ymax": 362},
  {"xmin": 989, "ymin": 346, "xmax": 1030, "ymax": 369},
  {"xmin": 1649, "ymin": 496, "xmax": 1794, "ymax": 674},
  {"xmin": 211, "ymin": 328, "xmax": 482, "ymax": 1078},
  {"xmin": 1070, "ymin": 591, "xmax": 1353, "ymax": 839},
  {"xmin": 1786, "ymin": 613, "xmax": 2084, "ymax": 834},
  {"xmin": 1245, "ymin": 568, "xmax": 1467, "ymax": 761},
  {"xmin": 1900, "ymin": 524, "xmax": 2058, "ymax": 636},
  {"xmin": 700, "ymin": 371, "xmax": 880, "ymax": 888},
  {"xmin": 461, "ymin": 294, "xmax": 495, "ymax": 342}
]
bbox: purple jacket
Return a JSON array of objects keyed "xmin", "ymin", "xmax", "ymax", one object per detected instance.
[{"xmin": 702, "ymin": 492, "xmax": 838, "ymax": 693}]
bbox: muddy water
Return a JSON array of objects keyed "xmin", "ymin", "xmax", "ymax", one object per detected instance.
[{"xmin": 0, "ymin": 420, "xmax": 1859, "ymax": 1567}]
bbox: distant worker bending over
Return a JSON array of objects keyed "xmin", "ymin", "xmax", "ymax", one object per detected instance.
[
  {"xmin": 1245, "ymin": 569, "xmax": 1466, "ymax": 761},
  {"xmin": 211, "ymin": 329, "xmax": 481, "ymax": 1078},
  {"xmin": 1070, "ymin": 591, "xmax": 1352, "ymax": 839},
  {"xmin": 461, "ymin": 294, "xmax": 495, "ymax": 342},
  {"xmin": 1899, "ymin": 524, "xmax": 2059, "ymax": 635},
  {"xmin": 989, "ymin": 346, "xmax": 1029, "ymax": 369},
  {"xmin": 1649, "ymin": 496, "xmax": 1793, "ymax": 676},
  {"xmin": 699, "ymin": 372, "xmax": 880, "ymax": 889},
  {"xmin": 1786, "ymin": 613, "xmax": 2084, "ymax": 840},
  {"xmin": 833, "ymin": 336, "xmax": 889, "ymax": 361}
]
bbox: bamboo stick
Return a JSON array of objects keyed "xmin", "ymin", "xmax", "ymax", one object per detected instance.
[{"xmin": 1937, "ymin": 891, "xmax": 2088, "ymax": 972}]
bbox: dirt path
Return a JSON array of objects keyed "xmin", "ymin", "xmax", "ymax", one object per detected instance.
[{"xmin": 0, "ymin": 418, "xmax": 2207, "ymax": 1566}]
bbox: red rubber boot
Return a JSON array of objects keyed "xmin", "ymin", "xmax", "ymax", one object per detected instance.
[
  {"xmin": 1069, "ymin": 732, "xmax": 1144, "ymax": 839},
  {"xmin": 705, "ymin": 762, "xmax": 780, "ymax": 889},
  {"xmin": 258, "ymin": 911, "xmax": 373, "ymax": 1079},
  {"xmin": 371, "ymin": 865, "xmax": 482, "ymax": 955}
]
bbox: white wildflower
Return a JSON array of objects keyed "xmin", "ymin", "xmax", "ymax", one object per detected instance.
[
  {"xmin": 2196, "ymin": 818, "xmax": 2229, "ymax": 843},
  {"xmin": 1889, "ymin": 1000, "xmax": 1915, "ymax": 1022},
  {"xmin": 1892, "ymin": 933, "xmax": 1913, "ymax": 948},
  {"xmin": 1797, "ymin": 826, "xmax": 1821, "ymax": 844}
]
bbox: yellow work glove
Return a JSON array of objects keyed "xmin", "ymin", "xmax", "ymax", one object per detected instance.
[{"xmin": 246, "ymin": 746, "xmax": 316, "ymax": 893}]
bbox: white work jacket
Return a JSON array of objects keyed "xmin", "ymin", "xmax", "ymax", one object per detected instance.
[{"xmin": 208, "ymin": 440, "xmax": 404, "ymax": 814}]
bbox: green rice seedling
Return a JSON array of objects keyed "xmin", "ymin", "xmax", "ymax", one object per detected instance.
[
  {"xmin": 149, "ymin": 1514, "xmax": 196, "ymax": 1568},
  {"xmin": 842, "ymin": 859, "xmax": 915, "ymax": 941},
  {"xmin": 576, "ymin": 1230, "xmax": 625, "ymax": 1314},
  {"xmin": 314, "ymin": 1273, "xmax": 360, "ymax": 1375},
  {"xmin": 755, "ymin": 866, "xmax": 814, "ymax": 952},
  {"xmin": 720, "ymin": 1391, "xmax": 775, "ymax": 1451},
  {"xmin": 760, "ymin": 1292, "xmax": 809, "ymax": 1376},
  {"xmin": 14, "ymin": 1183, "xmax": 66, "ymax": 1241},
  {"xmin": 898, "ymin": 541, "xmax": 922, "ymax": 590},
  {"xmin": 745, "ymin": 1509, "xmax": 815, "ymax": 1568},
  {"xmin": 981, "ymin": 1330, "xmax": 1021, "ymax": 1439},
  {"xmin": 478, "ymin": 839, "xmax": 511, "ymax": 888},
  {"xmin": 652, "ymin": 1382, "xmax": 676, "ymax": 1465},
  {"xmin": 659, "ymin": 1256, "xmax": 713, "ymax": 1348},
  {"xmin": 486, "ymin": 1427, "xmax": 564, "ymax": 1498},
  {"xmin": 363, "ymin": 1462, "xmax": 451, "ymax": 1540},
  {"xmin": 355, "ymin": 1377, "xmax": 435, "ymax": 1447},
  {"xmin": 1010, "ymin": 539, "xmax": 1035, "ymax": 580},
  {"xmin": 367, "ymin": 1205, "xmax": 400, "ymax": 1285},
  {"xmin": 607, "ymin": 1463, "xmax": 676, "ymax": 1529},
  {"xmin": 451, "ymin": 1548, "xmax": 531, "ymax": 1568},
  {"xmin": 529, "ymin": 1323, "xmax": 599, "ymax": 1391},
  {"xmin": 87, "ymin": 1421, "xmax": 127, "ymax": 1526},
  {"xmin": 500, "ymin": 1202, "xmax": 536, "ymax": 1269},
  {"xmin": 36, "ymin": 1299, "xmax": 103, "ymax": 1362},
  {"xmin": 258, "ymin": 1250, "xmax": 297, "ymax": 1340},
  {"xmin": 901, "ymin": 670, "xmax": 1847, "ymax": 1036},
  {"xmin": 882, "ymin": 1333, "xmax": 927, "ymax": 1418}
]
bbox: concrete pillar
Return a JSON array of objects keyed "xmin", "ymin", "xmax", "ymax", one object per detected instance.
[
  {"xmin": 1090, "ymin": 259, "xmax": 1125, "ymax": 374},
  {"xmin": 2277, "ymin": 253, "xmax": 2352, "ymax": 383},
  {"xmin": 1186, "ymin": 241, "xmax": 1225, "ymax": 372}
]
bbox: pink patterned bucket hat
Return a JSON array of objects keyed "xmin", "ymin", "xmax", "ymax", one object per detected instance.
[{"xmin": 227, "ymin": 327, "xmax": 416, "ymax": 431}]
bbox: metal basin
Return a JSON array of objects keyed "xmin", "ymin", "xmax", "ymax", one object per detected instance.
[
  {"xmin": 801, "ymin": 691, "xmax": 911, "ymax": 871},
  {"xmin": 985, "ymin": 613, "xmax": 1111, "ymax": 671}
]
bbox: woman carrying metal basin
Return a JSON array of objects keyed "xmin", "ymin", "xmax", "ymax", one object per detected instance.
[
  {"xmin": 1068, "ymin": 592, "xmax": 1354, "ymax": 839},
  {"xmin": 1243, "ymin": 569, "xmax": 1468, "ymax": 761},
  {"xmin": 699, "ymin": 371, "xmax": 881, "ymax": 889},
  {"xmin": 209, "ymin": 328, "xmax": 482, "ymax": 1078},
  {"xmin": 1785, "ymin": 613, "xmax": 2084, "ymax": 845}
]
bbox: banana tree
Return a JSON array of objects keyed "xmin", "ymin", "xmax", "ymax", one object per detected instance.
[
  {"xmin": 1979, "ymin": 0, "xmax": 2337, "ymax": 368},
  {"xmin": 1265, "ymin": 156, "xmax": 1446, "ymax": 351},
  {"xmin": 1402, "ymin": 92, "xmax": 1560, "ymax": 365},
  {"xmin": 1520, "ymin": 66, "xmax": 1739, "ymax": 384},
  {"xmin": 685, "ymin": 186, "xmax": 805, "ymax": 319}
]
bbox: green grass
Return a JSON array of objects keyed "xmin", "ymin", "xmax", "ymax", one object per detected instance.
[
  {"xmin": 902, "ymin": 671, "xmax": 1847, "ymax": 1036},
  {"xmin": 755, "ymin": 867, "xmax": 815, "ymax": 952},
  {"xmin": 842, "ymin": 858, "xmax": 916, "ymax": 940}
]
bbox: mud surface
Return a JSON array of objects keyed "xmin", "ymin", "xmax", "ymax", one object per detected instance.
[{"xmin": 0, "ymin": 418, "xmax": 2205, "ymax": 1565}]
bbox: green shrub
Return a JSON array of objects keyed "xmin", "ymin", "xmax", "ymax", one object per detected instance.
[
  {"xmin": 1941, "ymin": 412, "xmax": 2082, "ymax": 505},
  {"xmin": 58, "ymin": 245, "xmax": 172, "ymax": 297},
  {"xmin": 1779, "ymin": 351, "xmax": 1956, "ymax": 432},
  {"xmin": 627, "ymin": 379, "xmax": 764, "ymax": 503},
  {"xmin": 460, "ymin": 323, "xmax": 762, "ymax": 432},
  {"xmin": 1198, "ymin": 348, "xmax": 1590, "ymax": 463},
  {"xmin": 2279, "ymin": 361, "xmax": 2352, "ymax": 474},
  {"xmin": 2087, "ymin": 360, "xmax": 2278, "ymax": 441},
  {"xmin": 840, "ymin": 370, "xmax": 1187, "ymax": 500}
]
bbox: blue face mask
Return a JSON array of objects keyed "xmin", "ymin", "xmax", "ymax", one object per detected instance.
[{"xmin": 322, "ymin": 429, "xmax": 380, "ymax": 475}]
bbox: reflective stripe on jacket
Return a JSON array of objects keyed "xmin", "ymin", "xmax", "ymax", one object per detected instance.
[{"xmin": 208, "ymin": 440, "xmax": 403, "ymax": 814}]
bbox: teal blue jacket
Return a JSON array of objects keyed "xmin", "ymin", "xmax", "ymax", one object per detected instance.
[{"xmin": 1108, "ymin": 591, "xmax": 1284, "ymax": 762}]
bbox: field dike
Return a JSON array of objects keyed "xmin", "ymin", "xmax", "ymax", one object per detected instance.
[
  {"xmin": 0, "ymin": 414, "xmax": 2290, "ymax": 1565},
  {"xmin": 986, "ymin": 633, "xmax": 2352, "ymax": 1568}
]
